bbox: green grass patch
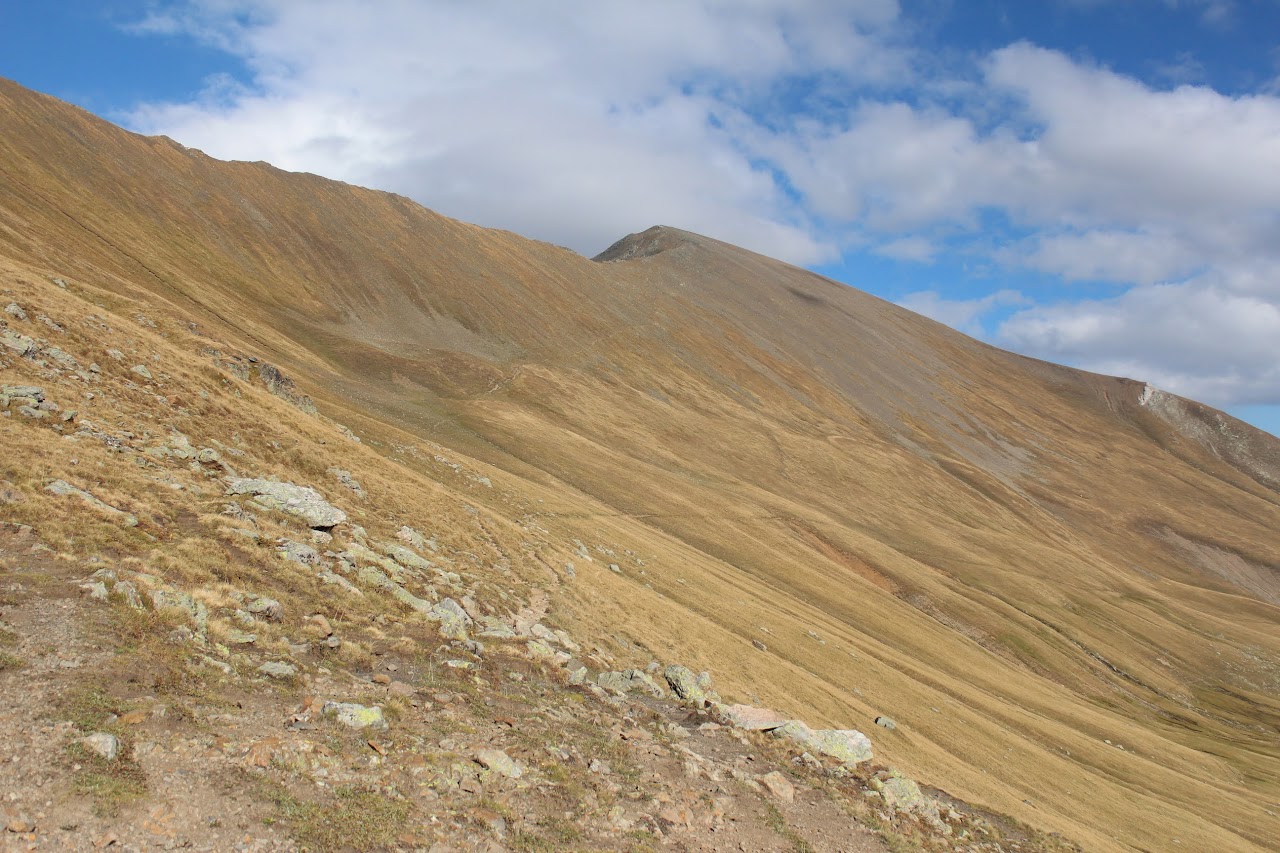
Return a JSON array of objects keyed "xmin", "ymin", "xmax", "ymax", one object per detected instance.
[
  {"xmin": 65, "ymin": 741, "xmax": 148, "ymax": 817},
  {"xmin": 0, "ymin": 650, "xmax": 24, "ymax": 671}
]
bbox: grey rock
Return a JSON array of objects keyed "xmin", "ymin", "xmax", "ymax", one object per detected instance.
[
  {"xmin": 597, "ymin": 668, "xmax": 666, "ymax": 698},
  {"xmin": 328, "ymin": 467, "xmax": 364, "ymax": 497},
  {"xmin": 247, "ymin": 595, "xmax": 283, "ymax": 621},
  {"xmin": 81, "ymin": 732, "xmax": 120, "ymax": 762},
  {"xmin": 226, "ymin": 629, "xmax": 258, "ymax": 645},
  {"xmin": 772, "ymin": 721, "xmax": 873, "ymax": 765},
  {"xmin": 875, "ymin": 715, "xmax": 897, "ymax": 730},
  {"xmin": 1, "ymin": 330, "xmax": 36, "ymax": 356},
  {"xmin": 114, "ymin": 581, "xmax": 143, "ymax": 610},
  {"xmin": 45, "ymin": 480, "xmax": 139, "ymax": 526},
  {"xmin": 148, "ymin": 589, "xmax": 209, "ymax": 632},
  {"xmin": 257, "ymin": 661, "xmax": 297, "ymax": 679},
  {"xmin": 430, "ymin": 597, "xmax": 473, "ymax": 639},
  {"xmin": 4, "ymin": 302, "xmax": 27, "ymax": 320},
  {"xmin": 396, "ymin": 525, "xmax": 426, "ymax": 549},
  {"xmin": 278, "ymin": 540, "xmax": 319, "ymax": 565},
  {"xmin": 475, "ymin": 748, "xmax": 522, "ymax": 778},
  {"xmin": 664, "ymin": 665, "xmax": 709, "ymax": 707},
  {"xmin": 712, "ymin": 703, "xmax": 790, "ymax": 731},
  {"xmin": 227, "ymin": 479, "xmax": 346, "ymax": 529},
  {"xmin": 1, "ymin": 385, "xmax": 44, "ymax": 401},
  {"xmin": 130, "ymin": 364, "xmax": 153, "ymax": 380},
  {"xmin": 17, "ymin": 406, "xmax": 47, "ymax": 419},
  {"xmin": 323, "ymin": 702, "xmax": 387, "ymax": 729}
]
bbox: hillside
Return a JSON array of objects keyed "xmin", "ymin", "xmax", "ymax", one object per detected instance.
[{"xmin": 1, "ymin": 78, "xmax": 1278, "ymax": 851}]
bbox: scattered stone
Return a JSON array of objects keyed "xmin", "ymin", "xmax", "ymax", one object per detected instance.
[
  {"xmin": 773, "ymin": 721, "xmax": 873, "ymax": 765},
  {"xmin": 608, "ymin": 563, "xmax": 621, "ymax": 573},
  {"xmin": 396, "ymin": 525, "xmax": 426, "ymax": 549},
  {"xmin": 148, "ymin": 589, "xmax": 209, "ymax": 632},
  {"xmin": 130, "ymin": 364, "xmax": 153, "ymax": 380},
  {"xmin": 307, "ymin": 614, "xmax": 334, "ymax": 636},
  {"xmin": 759, "ymin": 771, "xmax": 795, "ymax": 802},
  {"xmin": 247, "ymin": 595, "xmax": 284, "ymax": 621},
  {"xmin": 430, "ymin": 597, "xmax": 474, "ymax": 639},
  {"xmin": 45, "ymin": 479, "xmax": 139, "ymax": 526},
  {"xmin": 81, "ymin": 581, "xmax": 109, "ymax": 601},
  {"xmin": 328, "ymin": 467, "xmax": 364, "ymax": 497},
  {"xmin": 475, "ymin": 749, "xmax": 522, "ymax": 779},
  {"xmin": 875, "ymin": 715, "xmax": 897, "ymax": 730},
  {"xmin": 227, "ymin": 479, "xmax": 347, "ymax": 529},
  {"xmin": 258, "ymin": 662, "xmax": 297, "ymax": 679},
  {"xmin": 81, "ymin": 732, "xmax": 121, "ymax": 762},
  {"xmin": 225, "ymin": 629, "xmax": 257, "ymax": 645},
  {"xmin": 1, "ymin": 330, "xmax": 36, "ymax": 356},
  {"xmin": 323, "ymin": 702, "xmax": 387, "ymax": 730},
  {"xmin": 278, "ymin": 540, "xmax": 319, "ymax": 565},
  {"xmin": 752, "ymin": 639, "xmax": 768, "ymax": 652},
  {"xmin": 3, "ymin": 302, "xmax": 26, "ymax": 320}
]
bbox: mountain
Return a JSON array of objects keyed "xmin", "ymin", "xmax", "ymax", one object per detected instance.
[{"xmin": 0, "ymin": 77, "xmax": 1277, "ymax": 851}]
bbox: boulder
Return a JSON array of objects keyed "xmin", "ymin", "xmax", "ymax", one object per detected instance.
[
  {"xmin": 597, "ymin": 668, "xmax": 666, "ymax": 698},
  {"xmin": 474, "ymin": 748, "xmax": 522, "ymax": 778},
  {"xmin": 713, "ymin": 703, "xmax": 789, "ymax": 731},
  {"xmin": 258, "ymin": 662, "xmax": 297, "ymax": 679},
  {"xmin": 773, "ymin": 720, "xmax": 873, "ymax": 765},
  {"xmin": 228, "ymin": 479, "xmax": 346, "ymax": 529},
  {"xmin": 81, "ymin": 732, "xmax": 120, "ymax": 762},
  {"xmin": 875, "ymin": 715, "xmax": 897, "ymax": 730},
  {"xmin": 664, "ymin": 665, "xmax": 709, "ymax": 707},
  {"xmin": 323, "ymin": 701, "xmax": 387, "ymax": 730}
]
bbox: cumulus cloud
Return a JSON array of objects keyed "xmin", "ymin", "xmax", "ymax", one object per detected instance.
[{"xmin": 126, "ymin": 0, "xmax": 909, "ymax": 264}]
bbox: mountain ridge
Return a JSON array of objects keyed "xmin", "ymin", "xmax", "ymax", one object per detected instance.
[{"xmin": 1, "ymin": 78, "xmax": 1278, "ymax": 851}]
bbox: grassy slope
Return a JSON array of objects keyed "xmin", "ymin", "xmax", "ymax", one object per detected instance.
[{"xmin": 1, "ymin": 78, "xmax": 1278, "ymax": 851}]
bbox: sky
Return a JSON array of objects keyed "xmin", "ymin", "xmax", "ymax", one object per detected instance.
[{"xmin": 3, "ymin": 1, "xmax": 1280, "ymax": 436}]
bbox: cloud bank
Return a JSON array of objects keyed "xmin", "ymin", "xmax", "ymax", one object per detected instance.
[{"xmin": 124, "ymin": 1, "xmax": 1280, "ymax": 413}]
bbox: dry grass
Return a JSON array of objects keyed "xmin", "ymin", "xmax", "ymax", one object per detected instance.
[{"xmin": 0, "ymin": 83, "xmax": 1275, "ymax": 853}]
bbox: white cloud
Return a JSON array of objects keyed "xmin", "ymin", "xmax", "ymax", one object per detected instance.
[
  {"xmin": 126, "ymin": 0, "xmax": 908, "ymax": 264},
  {"xmin": 874, "ymin": 236, "xmax": 938, "ymax": 263}
]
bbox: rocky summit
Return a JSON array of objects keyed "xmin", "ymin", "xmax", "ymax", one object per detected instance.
[{"xmin": 0, "ymin": 78, "xmax": 1277, "ymax": 852}]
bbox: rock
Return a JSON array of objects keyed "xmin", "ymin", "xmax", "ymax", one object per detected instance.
[
  {"xmin": 773, "ymin": 721, "xmax": 873, "ymax": 765},
  {"xmin": 258, "ymin": 662, "xmax": 297, "ymax": 679},
  {"xmin": 474, "ymin": 748, "xmax": 522, "ymax": 778},
  {"xmin": 881, "ymin": 774, "xmax": 924, "ymax": 809},
  {"xmin": 328, "ymin": 467, "xmax": 364, "ymax": 496},
  {"xmin": 430, "ymin": 597, "xmax": 474, "ymax": 639},
  {"xmin": 664, "ymin": 665, "xmax": 709, "ymax": 707},
  {"xmin": 278, "ymin": 540, "xmax": 319, "ymax": 565},
  {"xmin": 752, "ymin": 639, "xmax": 768, "ymax": 651},
  {"xmin": 17, "ymin": 405, "xmax": 47, "ymax": 419},
  {"xmin": 247, "ymin": 595, "xmax": 283, "ymax": 621},
  {"xmin": 1, "ymin": 385, "xmax": 44, "ymax": 401},
  {"xmin": 106, "ymin": 348, "xmax": 124, "ymax": 361},
  {"xmin": 759, "ymin": 771, "xmax": 795, "ymax": 802},
  {"xmin": 608, "ymin": 563, "xmax": 621, "ymax": 573},
  {"xmin": 875, "ymin": 715, "xmax": 897, "ymax": 730},
  {"xmin": 195, "ymin": 448, "xmax": 221, "ymax": 464},
  {"xmin": 396, "ymin": 525, "xmax": 426, "ymax": 549},
  {"xmin": 714, "ymin": 703, "xmax": 789, "ymax": 731},
  {"xmin": 226, "ymin": 628, "xmax": 258, "ymax": 645},
  {"xmin": 148, "ymin": 589, "xmax": 209, "ymax": 632},
  {"xmin": 114, "ymin": 580, "xmax": 143, "ymax": 609},
  {"xmin": 323, "ymin": 702, "xmax": 387, "ymax": 730},
  {"xmin": 45, "ymin": 479, "xmax": 139, "ymax": 526},
  {"xmin": 81, "ymin": 732, "xmax": 121, "ymax": 762},
  {"xmin": 597, "ymin": 668, "xmax": 666, "ymax": 698},
  {"xmin": 227, "ymin": 479, "xmax": 346, "ymax": 529},
  {"xmin": 130, "ymin": 364, "xmax": 153, "ymax": 380},
  {"xmin": 82, "ymin": 581, "xmax": 109, "ymax": 601},
  {"xmin": 1, "ymin": 330, "xmax": 36, "ymax": 356},
  {"xmin": 4, "ymin": 302, "xmax": 26, "ymax": 320},
  {"xmin": 307, "ymin": 614, "xmax": 334, "ymax": 636}
]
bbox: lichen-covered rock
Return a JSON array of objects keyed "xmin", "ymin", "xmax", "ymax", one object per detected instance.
[
  {"xmin": 475, "ymin": 748, "xmax": 522, "ymax": 778},
  {"xmin": 881, "ymin": 774, "xmax": 925, "ymax": 811},
  {"xmin": 773, "ymin": 720, "xmax": 873, "ymax": 765},
  {"xmin": 664, "ymin": 665, "xmax": 709, "ymax": 707},
  {"xmin": 258, "ymin": 661, "xmax": 297, "ymax": 679},
  {"xmin": 148, "ymin": 589, "xmax": 209, "ymax": 633},
  {"xmin": 45, "ymin": 480, "xmax": 138, "ymax": 527},
  {"xmin": 81, "ymin": 732, "xmax": 120, "ymax": 762},
  {"xmin": 712, "ymin": 703, "xmax": 789, "ymax": 731},
  {"xmin": 597, "ymin": 668, "xmax": 666, "ymax": 698},
  {"xmin": 227, "ymin": 479, "xmax": 346, "ymax": 529},
  {"xmin": 247, "ymin": 595, "xmax": 283, "ymax": 622},
  {"xmin": 429, "ymin": 597, "xmax": 473, "ymax": 639},
  {"xmin": 323, "ymin": 701, "xmax": 387, "ymax": 730},
  {"xmin": 277, "ymin": 540, "xmax": 319, "ymax": 565}
]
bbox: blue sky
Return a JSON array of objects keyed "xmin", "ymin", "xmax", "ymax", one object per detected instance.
[{"xmin": 3, "ymin": 1, "xmax": 1280, "ymax": 436}]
